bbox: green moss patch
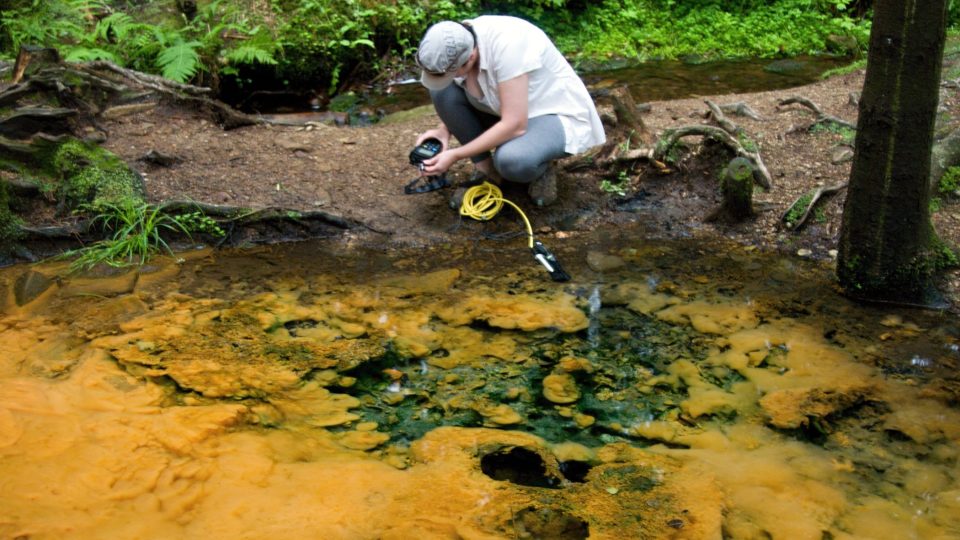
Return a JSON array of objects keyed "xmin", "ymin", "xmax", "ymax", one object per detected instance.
[
  {"xmin": 0, "ymin": 182, "xmax": 24, "ymax": 255},
  {"xmin": 51, "ymin": 139, "xmax": 145, "ymax": 210}
]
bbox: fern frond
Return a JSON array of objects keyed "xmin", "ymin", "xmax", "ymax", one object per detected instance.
[
  {"xmin": 225, "ymin": 45, "xmax": 277, "ymax": 65},
  {"xmin": 197, "ymin": 0, "xmax": 224, "ymax": 21},
  {"xmin": 95, "ymin": 12, "xmax": 135, "ymax": 42},
  {"xmin": 70, "ymin": 0, "xmax": 109, "ymax": 11},
  {"xmin": 157, "ymin": 41, "xmax": 202, "ymax": 83},
  {"xmin": 149, "ymin": 25, "xmax": 175, "ymax": 48},
  {"xmin": 130, "ymin": 31, "xmax": 159, "ymax": 52},
  {"xmin": 200, "ymin": 22, "xmax": 230, "ymax": 48}
]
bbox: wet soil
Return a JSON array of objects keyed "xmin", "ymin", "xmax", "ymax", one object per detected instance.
[{"xmin": 85, "ymin": 68, "xmax": 960, "ymax": 311}]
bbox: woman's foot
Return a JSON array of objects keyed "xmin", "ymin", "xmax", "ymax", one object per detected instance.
[{"xmin": 528, "ymin": 164, "xmax": 557, "ymax": 207}]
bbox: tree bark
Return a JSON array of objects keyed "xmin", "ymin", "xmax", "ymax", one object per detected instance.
[
  {"xmin": 837, "ymin": 0, "xmax": 950, "ymax": 304},
  {"xmin": 706, "ymin": 157, "xmax": 755, "ymax": 223}
]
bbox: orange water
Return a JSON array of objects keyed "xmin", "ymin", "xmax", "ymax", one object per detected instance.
[{"xmin": 1, "ymin": 234, "xmax": 957, "ymax": 539}]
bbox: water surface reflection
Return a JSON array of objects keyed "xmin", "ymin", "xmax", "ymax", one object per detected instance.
[
  {"xmin": 375, "ymin": 55, "xmax": 852, "ymax": 116},
  {"xmin": 1, "ymin": 229, "xmax": 957, "ymax": 539}
]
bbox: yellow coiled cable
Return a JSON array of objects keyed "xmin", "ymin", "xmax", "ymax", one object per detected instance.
[{"xmin": 459, "ymin": 182, "xmax": 534, "ymax": 248}]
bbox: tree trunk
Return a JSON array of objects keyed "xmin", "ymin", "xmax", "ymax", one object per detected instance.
[
  {"xmin": 837, "ymin": 0, "xmax": 949, "ymax": 304},
  {"xmin": 607, "ymin": 86, "xmax": 653, "ymax": 145}
]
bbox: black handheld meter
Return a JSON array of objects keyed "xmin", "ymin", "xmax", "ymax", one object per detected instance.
[
  {"xmin": 404, "ymin": 138, "xmax": 449, "ymax": 194},
  {"xmin": 409, "ymin": 138, "xmax": 442, "ymax": 168}
]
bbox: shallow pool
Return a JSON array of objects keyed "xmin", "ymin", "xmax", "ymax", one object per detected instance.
[{"xmin": 1, "ymin": 228, "xmax": 957, "ymax": 539}]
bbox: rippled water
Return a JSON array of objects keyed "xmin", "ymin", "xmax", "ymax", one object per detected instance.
[{"xmin": 1, "ymin": 227, "xmax": 958, "ymax": 539}]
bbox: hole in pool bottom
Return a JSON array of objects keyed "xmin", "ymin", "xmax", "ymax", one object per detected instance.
[
  {"xmin": 559, "ymin": 460, "xmax": 592, "ymax": 483},
  {"xmin": 479, "ymin": 447, "xmax": 560, "ymax": 488},
  {"xmin": 513, "ymin": 506, "xmax": 590, "ymax": 540}
]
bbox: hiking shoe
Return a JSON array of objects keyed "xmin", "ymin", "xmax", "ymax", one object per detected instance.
[
  {"xmin": 528, "ymin": 164, "xmax": 558, "ymax": 207},
  {"xmin": 449, "ymin": 186, "xmax": 468, "ymax": 210},
  {"xmin": 466, "ymin": 167, "xmax": 502, "ymax": 187}
]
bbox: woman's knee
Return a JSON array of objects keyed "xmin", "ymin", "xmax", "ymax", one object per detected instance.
[{"xmin": 493, "ymin": 147, "xmax": 545, "ymax": 183}]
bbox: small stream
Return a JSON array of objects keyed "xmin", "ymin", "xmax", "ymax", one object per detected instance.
[
  {"xmin": 236, "ymin": 55, "xmax": 853, "ymax": 118},
  {"xmin": 1, "ymin": 224, "xmax": 958, "ymax": 538},
  {"xmin": 375, "ymin": 55, "xmax": 851, "ymax": 116}
]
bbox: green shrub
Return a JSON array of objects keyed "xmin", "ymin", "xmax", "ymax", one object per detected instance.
[
  {"xmin": 1, "ymin": 0, "xmax": 875, "ymax": 98},
  {"xmin": 270, "ymin": 0, "xmax": 468, "ymax": 92},
  {"xmin": 0, "ymin": 0, "xmax": 92, "ymax": 54},
  {"xmin": 600, "ymin": 170, "xmax": 630, "ymax": 196},
  {"xmin": 2, "ymin": 0, "xmax": 278, "ymax": 84},
  {"xmin": 939, "ymin": 166, "xmax": 960, "ymax": 195},
  {"xmin": 567, "ymin": 0, "xmax": 870, "ymax": 62}
]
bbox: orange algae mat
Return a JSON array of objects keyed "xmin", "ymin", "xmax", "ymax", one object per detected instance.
[{"xmin": 0, "ymin": 240, "xmax": 958, "ymax": 539}]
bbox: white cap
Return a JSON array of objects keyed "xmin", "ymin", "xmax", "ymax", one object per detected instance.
[{"xmin": 417, "ymin": 21, "xmax": 474, "ymax": 90}]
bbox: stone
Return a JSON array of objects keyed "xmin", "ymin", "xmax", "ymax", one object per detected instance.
[
  {"xmin": 830, "ymin": 146, "xmax": 854, "ymax": 164},
  {"xmin": 13, "ymin": 270, "xmax": 54, "ymax": 306},
  {"xmin": 275, "ymin": 133, "xmax": 313, "ymax": 153}
]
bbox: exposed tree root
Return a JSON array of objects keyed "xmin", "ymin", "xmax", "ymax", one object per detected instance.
[
  {"xmin": 84, "ymin": 60, "xmax": 212, "ymax": 96},
  {"xmin": 717, "ymin": 101, "xmax": 762, "ymax": 120},
  {"xmin": 778, "ymin": 96, "xmax": 856, "ymax": 132},
  {"xmin": 705, "ymin": 99, "xmax": 746, "ymax": 135},
  {"xmin": 780, "ymin": 182, "xmax": 848, "ymax": 230},
  {"xmin": 600, "ymin": 99, "xmax": 773, "ymax": 190},
  {"xmin": 11, "ymin": 53, "xmax": 258, "ymax": 130},
  {"xmin": 156, "ymin": 200, "xmax": 356, "ymax": 230},
  {"xmin": 653, "ymin": 124, "xmax": 773, "ymax": 189},
  {"xmin": 14, "ymin": 200, "xmax": 356, "ymax": 244},
  {"xmin": 589, "ymin": 85, "xmax": 655, "ymax": 168}
]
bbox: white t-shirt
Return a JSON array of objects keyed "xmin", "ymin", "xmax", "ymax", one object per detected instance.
[{"xmin": 455, "ymin": 15, "xmax": 606, "ymax": 155}]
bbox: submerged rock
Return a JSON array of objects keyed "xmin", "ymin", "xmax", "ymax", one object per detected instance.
[
  {"xmin": 586, "ymin": 250, "xmax": 626, "ymax": 272},
  {"xmin": 759, "ymin": 385, "xmax": 873, "ymax": 429},
  {"xmin": 13, "ymin": 270, "xmax": 55, "ymax": 306},
  {"xmin": 543, "ymin": 373, "xmax": 581, "ymax": 404}
]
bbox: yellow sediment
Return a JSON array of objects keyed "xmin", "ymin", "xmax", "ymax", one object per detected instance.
[{"xmin": 0, "ymin": 258, "xmax": 958, "ymax": 539}]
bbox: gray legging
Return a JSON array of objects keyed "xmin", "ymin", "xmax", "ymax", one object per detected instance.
[{"xmin": 430, "ymin": 84, "xmax": 568, "ymax": 184}]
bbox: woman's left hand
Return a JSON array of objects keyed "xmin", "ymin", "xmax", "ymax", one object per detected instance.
[{"xmin": 422, "ymin": 150, "xmax": 459, "ymax": 175}]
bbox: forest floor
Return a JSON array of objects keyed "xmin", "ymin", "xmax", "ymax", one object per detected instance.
[{"xmin": 67, "ymin": 66, "xmax": 960, "ymax": 313}]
